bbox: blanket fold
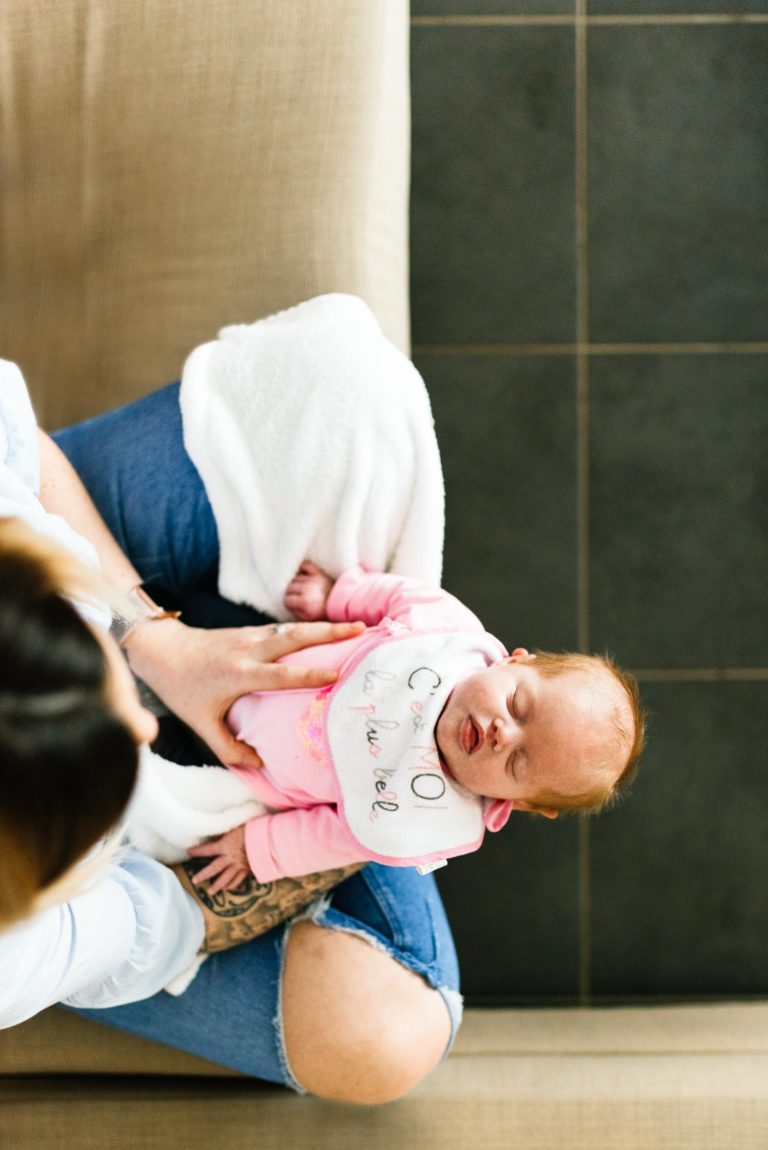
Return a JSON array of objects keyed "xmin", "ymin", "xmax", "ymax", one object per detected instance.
[
  {"xmin": 128, "ymin": 745, "xmax": 266, "ymax": 865},
  {"xmin": 179, "ymin": 294, "xmax": 445, "ymax": 619}
]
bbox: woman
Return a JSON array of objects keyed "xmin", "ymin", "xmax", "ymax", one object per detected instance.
[{"xmin": 0, "ymin": 362, "xmax": 460, "ymax": 1103}]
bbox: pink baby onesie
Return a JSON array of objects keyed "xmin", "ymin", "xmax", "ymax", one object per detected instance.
[{"xmin": 227, "ymin": 567, "xmax": 513, "ymax": 881}]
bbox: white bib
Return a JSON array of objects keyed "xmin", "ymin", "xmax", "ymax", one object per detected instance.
[{"xmin": 324, "ymin": 629, "xmax": 504, "ymax": 866}]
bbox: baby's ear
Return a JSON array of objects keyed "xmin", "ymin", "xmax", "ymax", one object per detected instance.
[
  {"xmin": 513, "ymin": 800, "xmax": 559, "ymax": 820},
  {"xmin": 508, "ymin": 647, "xmax": 531, "ymax": 662},
  {"xmin": 483, "ymin": 799, "xmax": 514, "ymax": 831}
]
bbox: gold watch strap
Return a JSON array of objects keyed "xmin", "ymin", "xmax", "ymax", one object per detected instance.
[{"xmin": 110, "ymin": 585, "xmax": 182, "ymax": 646}]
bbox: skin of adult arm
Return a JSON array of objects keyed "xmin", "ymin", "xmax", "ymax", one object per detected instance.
[
  {"xmin": 171, "ymin": 860, "xmax": 362, "ymax": 954},
  {"xmin": 36, "ymin": 429, "xmax": 364, "ymax": 768}
]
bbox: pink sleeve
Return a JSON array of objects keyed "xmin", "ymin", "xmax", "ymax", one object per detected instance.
[
  {"xmin": 326, "ymin": 566, "xmax": 484, "ymax": 633},
  {"xmin": 243, "ymin": 806, "xmax": 366, "ymax": 882}
]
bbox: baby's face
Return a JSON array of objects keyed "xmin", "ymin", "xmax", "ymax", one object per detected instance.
[{"xmin": 435, "ymin": 652, "xmax": 626, "ymax": 814}]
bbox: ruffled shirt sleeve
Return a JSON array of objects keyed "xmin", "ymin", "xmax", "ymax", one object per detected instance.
[
  {"xmin": 0, "ymin": 359, "xmax": 100, "ymax": 569},
  {"xmin": 0, "ymin": 362, "xmax": 206, "ymax": 1024},
  {"xmin": 0, "ymin": 850, "xmax": 204, "ymax": 1027}
]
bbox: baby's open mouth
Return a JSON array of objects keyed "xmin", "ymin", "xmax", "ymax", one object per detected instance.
[{"xmin": 460, "ymin": 715, "xmax": 483, "ymax": 755}]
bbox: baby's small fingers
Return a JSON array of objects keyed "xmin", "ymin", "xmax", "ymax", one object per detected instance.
[
  {"xmin": 283, "ymin": 606, "xmax": 313, "ymax": 624},
  {"xmin": 208, "ymin": 866, "xmax": 242, "ymax": 895},
  {"xmin": 187, "ymin": 840, "xmax": 223, "ymax": 859},
  {"xmin": 189, "ymin": 857, "xmax": 227, "ymax": 885},
  {"xmin": 283, "ymin": 590, "xmax": 305, "ymax": 608}
]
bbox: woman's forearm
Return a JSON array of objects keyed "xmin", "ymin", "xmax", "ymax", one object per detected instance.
[
  {"xmin": 37, "ymin": 429, "xmax": 142, "ymax": 593},
  {"xmin": 172, "ymin": 861, "xmax": 362, "ymax": 953}
]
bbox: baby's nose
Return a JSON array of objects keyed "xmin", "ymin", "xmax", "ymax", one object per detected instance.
[{"xmin": 491, "ymin": 716, "xmax": 515, "ymax": 751}]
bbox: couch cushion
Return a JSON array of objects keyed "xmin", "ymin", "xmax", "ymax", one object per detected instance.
[
  {"xmin": 2, "ymin": 1006, "xmax": 768, "ymax": 1149},
  {"xmin": 4, "ymin": 1002, "xmax": 768, "ymax": 1075},
  {"xmin": 0, "ymin": 0, "xmax": 409, "ymax": 427}
]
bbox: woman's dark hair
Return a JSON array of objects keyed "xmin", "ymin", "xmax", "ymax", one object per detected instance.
[{"xmin": 0, "ymin": 518, "xmax": 139, "ymax": 926}]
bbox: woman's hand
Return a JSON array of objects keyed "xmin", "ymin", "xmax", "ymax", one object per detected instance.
[
  {"xmin": 187, "ymin": 826, "xmax": 250, "ymax": 895},
  {"xmin": 284, "ymin": 560, "xmax": 335, "ymax": 621},
  {"xmin": 122, "ymin": 616, "xmax": 364, "ymax": 768}
]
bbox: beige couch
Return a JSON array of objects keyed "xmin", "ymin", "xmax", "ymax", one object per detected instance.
[
  {"xmin": 1, "ymin": 3, "xmax": 767, "ymax": 1146},
  {"xmin": 3, "ymin": 1003, "xmax": 768, "ymax": 1148}
]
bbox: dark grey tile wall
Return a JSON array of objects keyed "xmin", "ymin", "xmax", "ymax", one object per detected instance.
[
  {"xmin": 410, "ymin": 7, "xmax": 768, "ymax": 1004},
  {"xmin": 590, "ymin": 2, "xmax": 768, "ymax": 13},
  {"xmin": 591, "ymin": 681, "xmax": 768, "ymax": 997},
  {"xmin": 589, "ymin": 26, "xmax": 768, "ymax": 342},
  {"xmin": 411, "ymin": 26, "xmax": 576, "ymax": 342},
  {"xmin": 590, "ymin": 354, "xmax": 768, "ymax": 669},
  {"xmin": 416, "ymin": 353, "xmax": 579, "ymax": 651},
  {"xmin": 439, "ymin": 815, "xmax": 582, "ymax": 1001}
]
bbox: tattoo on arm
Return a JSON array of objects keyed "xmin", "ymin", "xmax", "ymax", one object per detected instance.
[{"xmin": 174, "ymin": 860, "xmax": 362, "ymax": 954}]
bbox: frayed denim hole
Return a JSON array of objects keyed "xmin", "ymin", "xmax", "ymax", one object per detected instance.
[
  {"xmin": 303, "ymin": 906, "xmax": 464, "ymax": 1061},
  {"xmin": 327, "ymin": 867, "xmax": 394, "ymax": 940},
  {"xmin": 438, "ymin": 986, "xmax": 465, "ymax": 1060},
  {"xmin": 360, "ymin": 866, "xmax": 439, "ymax": 966},
  {"xmin": 273, "ymin": 918, "xmax": 307, "ymax": 1094}
]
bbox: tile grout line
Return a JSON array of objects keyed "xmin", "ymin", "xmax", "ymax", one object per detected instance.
[
  {"xmin": 575, "ymin": 1, "xmax": 590, "ymax": 659},
  {"xmin": 411, "ymin": 14, "xmax": 768, "ymax": 28},
  {"xmin": 588, "ymin": 12, "xmax": 768, "ymax": 24},
  {"xmin": 413, "ymin": 341, "xmax": 768, "ymax": 355},
  {"xmin": 575, "ymin": 0, "xmax": 592, "ymax": 1009}
]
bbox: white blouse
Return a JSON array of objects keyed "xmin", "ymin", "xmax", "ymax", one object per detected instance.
[{"xmin": 0, "ymin": 361, "xmax": 204, "ymax": 1027}]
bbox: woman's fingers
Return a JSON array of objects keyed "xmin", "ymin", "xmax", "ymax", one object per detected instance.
[
  {"xmin": 267, "ymin": 664, "xmax": 339, "ymax": 688},
  {"xmin": 126, "ymin": 617, "xmax": 367, "ymax": 769},
  {"xmin": 204, "ymin": 722, "xmax": 265, "ymax": 770},
  {"xmin": 264, "ymin": 619, "xmax": 364, "ymax": 654}
]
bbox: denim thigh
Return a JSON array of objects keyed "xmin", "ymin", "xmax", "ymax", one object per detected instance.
[
  {"xmin": 52, "ymin": 382, "xmax": 219, "ymax": 594},
  {"xmin": 69, "ymin": 864, "xmax": 461, "ymax": 1087}
]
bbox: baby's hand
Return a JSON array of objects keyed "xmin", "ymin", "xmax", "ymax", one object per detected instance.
[
  {"xmin": 187, "ymin": 825, "xmax": 250, "ymax": 894},
  {"xmin": 284, "ymin": 560, "xmax": 335, "ymax": 622}
]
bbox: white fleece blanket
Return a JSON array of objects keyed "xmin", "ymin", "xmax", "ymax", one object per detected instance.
[
  {"xmin": 179, "ymin": 294, "xmax": 445, "ymax": 619},
  {"xmin": 126, "ymin": 747, "xmax": 265, "ymax": 995},
  {"xmin": 127, "ymin": 745, "xmax": 265, "ymax": 864}
]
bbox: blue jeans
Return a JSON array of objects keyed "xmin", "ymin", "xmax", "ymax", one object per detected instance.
[{"xmin": 53, "ymin": 384, "xmax": 461, "ymax": 1087}]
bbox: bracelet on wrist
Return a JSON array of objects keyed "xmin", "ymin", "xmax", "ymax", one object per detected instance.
[{"xmin": 110, "ymin": 585, "xmax": 181, "ymax": 647}]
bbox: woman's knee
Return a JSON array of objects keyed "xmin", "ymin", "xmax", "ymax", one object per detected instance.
[{"xmin": 281, "ymin": 920, "xmax": 453, "ymax": 1104}]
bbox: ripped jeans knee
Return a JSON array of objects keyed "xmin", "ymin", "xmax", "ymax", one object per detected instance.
[{"xmin": 274, "ymin": 865, "xmax": 463, "ymax": 1092}]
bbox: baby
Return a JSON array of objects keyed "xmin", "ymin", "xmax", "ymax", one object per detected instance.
[{"xmin": 189, "ymin": 563, "xmax": 644, "ymax": 893}]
